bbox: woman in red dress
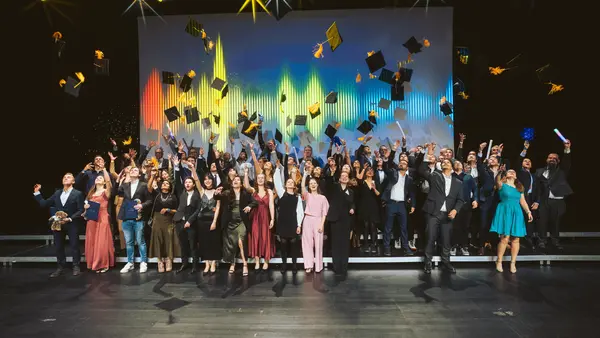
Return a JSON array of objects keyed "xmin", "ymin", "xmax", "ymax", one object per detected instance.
[
  {"xmin": 243, "ymin": 170, "xmax": 275, "ymax": 271},
  {"xmin": 83, "ymin": 169, "xmax": 115, "ymax": 273}
]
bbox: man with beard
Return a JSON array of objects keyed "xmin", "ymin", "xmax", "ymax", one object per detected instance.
[{"xmin": 533, "ymin": 140, "xmax": 572, "ymax": 250}]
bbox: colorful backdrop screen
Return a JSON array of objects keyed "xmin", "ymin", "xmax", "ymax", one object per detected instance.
[{"xmin": 138, "ymin": 8, "xmax": 453, "ymax": 158}]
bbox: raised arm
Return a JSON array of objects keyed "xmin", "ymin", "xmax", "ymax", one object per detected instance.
[
  {"xmin": 33, "ymin": 185, "xmax": 57, "ymax": 209},
  {"xmin": 456, "ymin": 133, "xmax": 465, "ymax": 162},
  {"xmin": 243, "ymin": 167, "xmax": 255, "ymax": 194},
  {"xmin": 108, "ymin": 152, "xmax": 119, "ymax": 180},
  {"xmin": 560, "ymin": 139, "xmax": 572, "ymax": 173},
  {"xmin": 273, "ymin": 165, "xmax": 285, "ymax": 198},
  {"xmin": 519, "ymin": 193, "xmax": 533, "ymax": 223},
  {"xmin": 295, "ymin": 194, "xmax": 304, "ymax": 229},
  {"xmin": 249, "ymin": 142, "xmax": 263, "ymax": 175},
  {"xmin": 103, "ymin": 169, "xmax": 112, "ymax": 199},
  {"xmin": 301, "ymin": 171, "xmax": 309, "ymax": 197}
]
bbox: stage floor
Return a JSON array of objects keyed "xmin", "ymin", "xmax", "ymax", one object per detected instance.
[{"xmin": 1, "ymin": 265, "xmax": 599, "ymax": 338}]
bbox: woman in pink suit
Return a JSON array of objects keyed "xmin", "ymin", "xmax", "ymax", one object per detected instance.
[
  {"xmin": 83, "ymin": 169, "xmax": 115, "ymax": 273},
  {"xmin": 301, "ymin": 171, "xmax": 329, "ymax": 274}
]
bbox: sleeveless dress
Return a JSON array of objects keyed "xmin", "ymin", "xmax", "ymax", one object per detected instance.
[
  {"xmin": 489, "ymin": 184, "xmax": 526, "ymax": 237},
  {"xmin": 249, "ymin": 192, "xmax": 275, "ymax": 259},
  {"xmin": 85, "ymin": 192, "xmax": 115, "ymax": 271},
  {"xmin": 222, "ymin": 200, "xmax": 246, "ymax": 263},
  {"xmin": 198, "ymin": 192, "xmax": 222, "ymax": 261}
]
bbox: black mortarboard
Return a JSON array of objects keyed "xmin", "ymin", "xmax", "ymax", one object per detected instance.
[
  {"xmin": 368, "ymin": 114, "xmax": 377, "ymax": 125},
  {"xmin": 308, "ymin": 102, "xmax": 321, "ymax": 119},
  {"xmin": 295, "ymin": 115, "xmax": 307, "ymax": 126},
  {"xmin": 398, "ymin": 67, "xmax": 413, "ymax": 83},
  {"xmin": 241, "ymin": 120, "xmax": 258, "ymax": 140},
  {"xmin": 326, "ymin": 22, "xmax": 343, "ymax": 52},
  {"xmin": 221, "ymin": 84, "xmax": 229, "ymax": 98},
  {"xmin": 357, "ymin": 120, "xmax": 374, "ymax": 135},
  {"xmin": 164, "ymin": 106, "xmax": 180, "ymax": 122},
  {"xmin": 63, "ymin": 76, "xmax": 81, "ymax": 98},
  {"xmin": 378, "ymin": 98, "xmax": 391, "ymax": 110},
  {"xmin": 535, "ymin": 64, "xmax": 556, "ymax": 83},
  {"xmin": 440, "ymin": 101, "xmax": 453, "ymax": 116},
  {"xmin": 162, "ymin": 71, "xmax": 175, "ymax": 85},
  {"xmin": 324, "ymin": 124, "xmax": 337, "ymax": 139},
  {"xmin": 403, "ymin": 36, "xmax": 423, "ymax": 54},
  {"xmin": 238, "ymin": 112, "xmax": 248, "ymax": 123},
  {"xmin": 275, "ymin": 129, "xmax": 283, "ymax": 144},
  {"xmin": 286, "ymin": 116, "xmax": 292, "ymax": 126},
  {"xmin": 391, "ymin": 84, "xmax": 405, "ymax": 101},
  {"xmin": 185, "ymin": 107, "xmax": 200, "ymax": 124},
  {"xmin": 266, "ymin": 0, "xmax": 293, "ymax": 20},
  {"xmin": 94, "ymin": 58, "xmax": 109, "ymax": 76},
  {"xmin": 210, "ymin": 77, "xmax": 228, "ymax": 98},
  {"xmin": 213, "ymin": 114, "xmax": 220, "ymax": 126},
  {"xmin": 366, "ymin": 51, "xmax": 386, "ymax": 73},
  {"xmin": 378, "ymin": 68, "xmax": 395, "ymax": 85},
  {"xmin": 249, "ymin": 111, "xmax": 257, "ymax": 122},
  {"xmin": 185, "ymin": 18, "xmax": 202, "ymax": 37},
  {"xmin": 280, "ymin": 92, "xmax": 287, "ymax": 103},
  {"xmin": 325, "ymin": 91, "xmax": 338, "ymax": 104},
  {"xmin": 180, "ymin": 74, "xmax": 193, "ymax": 92},
  {"xmin": 201, "ymin": 117, "xmax": 210, "ymax": 128}
]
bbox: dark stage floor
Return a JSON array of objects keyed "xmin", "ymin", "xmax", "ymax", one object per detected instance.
[{"xmin": 1, "ymin": 265, "xmax": 599, "ymax": 338}]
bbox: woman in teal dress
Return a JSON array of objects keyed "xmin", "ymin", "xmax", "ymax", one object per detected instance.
[{"xmin": 490, "ymin": 169, "xmax": 533, "ymax": 273}]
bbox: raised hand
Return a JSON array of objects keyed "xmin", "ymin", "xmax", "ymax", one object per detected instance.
[
  {"xmin": 524, "ymin": 140, "xmax": 530, "ymax": 149},
  {"xmin": 459, "ymin": 133, "xmax": 466, "ymax": 142},
  {"xmin": 564, "ymin": 139, "xmax": 571, "ymax": 150},
  {"xmin": 243, "ymin": 206, "xmax": 252, "ymax": 213},
  {"xmin": 148, "ymin": 140, "xmax": 157, "ymax": 148},
  {"xmin": 199, "ymin": 147, "xmax": 205, "ymax": 156},
  {"xmin": 128, "ymin": 148, "xmax": 137, "ymax": 159},
  {"xmin": 498, "ymin": 143, "xmax": 504, "ymax": 153},
  {"xmin": 479, "ymin": 142, "xmax": 487, "ymax": 151},
  {"xmin": 229, "ymin": 136, "xmax": 235, "ymax": 144},
  {"xmin": 33, "ymin": 184, "xmax": 41, "ymax": 193},
  {"xmin": 108, "ymin": 152, "xmax": 117, "ymax": 162},
  {"xmin": 83, "ymin": 162, "xmax": 93, "ymax": 171}
]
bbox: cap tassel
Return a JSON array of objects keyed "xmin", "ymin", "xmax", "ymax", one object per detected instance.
[
  {"xmin": 187, "ymin": 70, "xmax": 196, "ymax": 78},
  {"xmin": 355, "ymin": 72, "xmax": 362, "ymax": 83},
  {"xmin": 122, "ymin": 136, "xmax": 132, "ymax": 146},
  {"xmin": 52, "ymin": 31, "xmax": 62, "ymax": 43},
  {"xmin": 59, "ymin": 79, "xmax": 66, "ymax": 87},
  {"xmin": 228, "ymin": 122, "xmax": 236, "ymax": 128},
  {"xmin": 458, "ymin": 91, "xmax": 469, "ymax": 100},
  {"xmin": 73, "ymin": 72, "xmax": 85, "ymax": 88},
  {"xmin": 369, "ymin": 73, "xmax": 377, "ymax": 79},
  {"xmin": 547, "ymin": 82, "xmax": 564, "ymax": 95},
  {"xmin": 244, "ymin": 122, "xmax": 259, "ymax": 133},
  {"xmin": 95, "ymin": 50, "xmax": 104, "ymax": 60}
]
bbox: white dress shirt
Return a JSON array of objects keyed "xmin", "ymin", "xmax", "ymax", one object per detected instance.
[
  {"xmin": 130, "ymin": 180, "xmax": 139, "ymax": 198},
  {"xmin": 543, "ymin": 169, "xmax": 563, "ymax": 199},
  {"xmin": 187, "ymin": 190, "xmax": 194, "ymax": 206},
  {"xmin": 60, "ymin": 187, "xmax": 73, "ymax": 206},
  {"xmin": 211, "ymin": 172, "xmax": 221, "ymax": 187},
  {"xmin": 390, "ymin": 172, "xmax": 406, "ymax": 202},
  {"xmin": 440, "ymin": 173, "xmax": 452, "ymax": 212},
  {"xmin": 470, "ymin": 167, "xmax": 478, "ymax": 179}
]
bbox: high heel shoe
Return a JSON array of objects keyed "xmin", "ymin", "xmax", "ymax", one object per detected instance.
[
  {"xmin": 495, "ymin": 261, "xmax": 503, "ymax": 272},
  {"xmin": 157, "ymin": 260, "xmax": 165, "ymax": 273},
  {"xmin": 242, "ymin": 264, "xmax": 249, "ymax": 277},
  {"xmin": 229, "ymin": 264, "xmax": 235, "ymax": 274},
  {"xmin": 165, "ymin": 258, "xmax": 172, "ymax": 272},
  {"xmin": 203, "ymin": 264, "xmax": 210, "ymax": 275},
  {"xmin": 262, "ymin": 262, "xmax": 269, "ymax": 271},
  {"xmin": 510, "ymin": 262, "xmax": 517, "ymax": 274},
  {"xmin": 210, "ymin": 262, "xmax": 217, "ymax": 274}
]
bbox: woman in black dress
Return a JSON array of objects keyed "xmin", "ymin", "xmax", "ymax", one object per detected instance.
[
  {"xmin": 273, "ymin": 164, "xmax": 305, "ymax": 273},
  {"xmin": 197, "ymin": 173, "xmax": 221, "ymax": 274},
  {"xmin": 358, "ymin": 166, "xmax": 381, "ymax": 255}
]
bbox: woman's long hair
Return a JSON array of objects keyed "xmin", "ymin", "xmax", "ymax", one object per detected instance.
[
  {"xmin": 253, "ymin": 173, "xmax": 267, "ymax": 195},
  {"xmin": 499, "ymin": 175, "xmax": 524, "ymax": 192},
  {"xmin": 87, "ymin": 178, "xmax": 107, "ymax": 200}
]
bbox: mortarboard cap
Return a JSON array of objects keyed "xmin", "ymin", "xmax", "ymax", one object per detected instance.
[
  {"xmin": 403, "ymin": 36, "xmax": 423, "ymax": 54},
  {"xmin": 63, "ymin": 76, "xmax": 81, "ymax": 98},
  {"xmin": 378, "ymin": 68, "xmax": 395, "ymax": 85},
  {"xmin": 162, "ymin": 71, "xmax": 175, "ymax": 85},
  {"xmin": 391, "ymin": 84, "xmax": 405, "ymax": 101},
  {"xmin": 185, "ymin": 18, "xmax": 202, "ymax": 37},
  {"xmin": 164, "ymin": 106, "xmax": 180, "ymax": 122},
  {"xmin": 180, "ymin": 74, "xmax": 193, "ymax": 92},
  {"xmin": 324, "ymin": 124, "xmax": 337, "ymax": 139},
  {"xmin": 366, "ymin": 50, "xmax": 386, "ymax": 73},
  {"xmin": 378, "ymin": 98, "xmax": 391, "ymax": 110},
  {"xmin": 295, "ymin": 115, "xmax": 307, "ymax": 126},
  {"xmin": 238, "ymin": 112, "xmax": 248, "ymax": 124},
  {"xmin": 357, "ymin": 120, "xmax": 374, "ymax": 135},
  {"xmin": 325, "ymin": 91, "xmax": 338, "ymax": 104},
  {"xmin": 275, "ymin": 129, "xmax": 283, "ymax": 144},
  {"xmin": 440, "ymin": 101, "xmax": 453, "ymax": 116},
  {"xmin": 286, "ymin": 116, "xmax": 292, "ymax": 126},
  {"xmin": 201, "ymin": 117, "xmax": 211, "ymax": 129},
  {"xmin": 210, "ymin": 77, "xmax": 226, "ymax": 90},
  {"xmin": 394, "ymin": 107, "xmax": 407, "ymax": 120},
  {"xmin": 280, "ymin": 92, "xmax": 287, "ymax": 103},
  {"xmin": 326, "ymin": 22, "xmax": 343, "ymax": 52},
  {"xmin": 266, "ymin": 0, "xmax": 293, "ymax": 20},
  {"xmin": 55, "ymin": 39, "xmax": 66, "ymax": 58},
  {"xmin": 213, "ymin": 114, "xmax": 220, "ymax": 126},
  {"xmin": 185, "ymin": 107, "xmax": 200, "ymax": 124},
  {"xmin": 535, "ymin": 64, "xmax": 556, "ymax": 83},
  {"xmin": 94, "ymin": 58, "xmax": 109, "ymax": 76},
  {"xmin": 398, "ymin": 67, "xmax": 413, "ymax": 83},
  {"xmin": 249, "ymin": 111, "xmax": 257, "ymax": 122},
  {"xmin": 241, "ymin": 120, "xmax": 258, "ymax": 140},
  {"xmin": 308, "ymin": 102, "xmax": 321, "ymax": 119}
]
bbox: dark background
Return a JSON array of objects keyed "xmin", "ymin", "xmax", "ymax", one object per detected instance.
[{"xmin": 8, "ymin": 0, "xmax": 586, "ymax": 235}]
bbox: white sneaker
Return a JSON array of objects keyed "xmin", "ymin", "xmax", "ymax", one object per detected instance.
[
  {"xmin": 450, "ymin": 247, "xmax": 457, "ymax": 256},
  {"xmin": 139, "ymin": 262, "xmax": 148, "ymax": 273},
  {"xmin": 394, "ymin": 240, "xmax": 401, "ymax": 249},
  {"xmin": 120, "ymin": 262, "xmax": 134, "ymax": 274},
  {"xmin": 408, "ymin": 240, "xmax": 417, "ymax": 251},
  {"xmin": 461, "ymin": 247, "xmax": 470, "ymax": 256}
]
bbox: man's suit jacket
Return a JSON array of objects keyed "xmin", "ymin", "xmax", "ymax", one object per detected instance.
[
  {"xmin": 381, "ymin": 168, "xmax": 416, "ymax": 208},
  {"xmin": 454, "ymin": 172, "xmax": 479, "ymax": 203},
  {"xmin": 418, "ymin": 161, "xmax": 464, "ymax": 216},
  {"xmin": 326, "ymin": 182, "xmax": 355, "ymax": 222},
  {"xmin": 117, "ymin": 181, "xmax": 152, "ymax": 220},
  {"xmin": 34, "ymin": 188, "xmax": 85, "ymax": 225},
  {"xmin": 374, "ymin": 168, "xmax": 388, "ymax": 192},
  {"xmin": 517, "ymin": 168, "xmax": 534, "ymax": 200},
  {"xmin": 533, "ymin": 152, "xmax": 573, "ymax": 203},
  {"xmin": 173, "ymin": 189, "xmax": 201, "ymax": 224},
  {"xmin": 476, "ymin": 158, "xmax": 500, "ymax": 204}
]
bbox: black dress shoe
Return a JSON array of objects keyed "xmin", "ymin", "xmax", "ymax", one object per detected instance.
[
  {"xmin": 280, "ymin": 264, "xmax": 287, "ymax": 274},
  {"xmin": 72, "ymin": 265, "xmax": 81, "ymax": 276},
  {"xmin": 50, "ymin": 267, "xmax": 64, "ymax": 278},
  {"xmin": 442, "ymin": 263, "xmax": 456, "ymax": 274},
  {"xmin": 292, "ymin": 263, "xmax": 298, "ymax": 274},
  {"xmin": 404, "ymin": 250, "xmax": 415, "ymax": 256},
  {"xmin": 424, "ymin": 262, "xmax": 432, "ymax": 274},
  {"xmin": 383, "ymin": 247, "xmax": 391, "ymax": 257},
  {"xmin": 176, "ymin": 264, "xmax": 190, "ymax": 274}
]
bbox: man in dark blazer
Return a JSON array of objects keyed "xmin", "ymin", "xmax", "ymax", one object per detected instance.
[
  {"xmin": 138, "ymin": 141, "xmax": 170, "ymax": 169},
  {"xmin": 532, "ymin": 140, "xmax": 572, "ymax": 250},
  {"xmin": 33, "ymin": 173, "xmax": 84, "ymax": 277},
  {"xmin": 173, "ymin": 164, "xmax": 202, "ymax": 273},
  {"xmin": 76, "ymin": 155, "xmax": 114, "ymax": 194},
  {"xmin": 117, "ymin": 167, "xmax": 152, "ymax": 274},
  {"xmin": 326, "ymin": 171, "xmax": 355, "ymax": 279},
  {"xmin": 516, "ymin": 140, "xmax": 538, "ymax": 249},
  {"xmin": 476, "ymin": 152, "xmax": 501, "ymax": 254},
  {"xmin": 452, "ymin": 161, "xmax": 479, "ymax": 256},
  {"xmin": 381, "ymin": 159, "xmax": 416, "ymax": 256},
  {"xmin": 419, "ymin": 144, "xmax": 465, "ymax": 273}
]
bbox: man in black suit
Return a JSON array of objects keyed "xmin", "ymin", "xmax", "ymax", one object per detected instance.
[
  {"xmin": 516, "ymin": 140, "xmax": 538, "ymax": 248},
  {"xmin": 76, "ymin": 155, "xmax": 111, "ymax": 194},
  {"xmin": 173, "ymin": 170, "xmax": 201, "ymax": 274},
  {"xmin": 138, "ymin": 141, "xmax": 170, "ymax": 169},
  {"xmin": 381, "ymin": 159, "xmax": 416, "ymax": 256},
  {"xmin": 33, "ymin": 173, "xmax": 84, "ymax": 277},
  {"xmin": 419, "ymin": 144, "xmax": 465, "ymax": 273},
  {"xmin": 476, "ymin": 147, "xmax": 502, "ymax": 255},
  {"xmin": 326, "ymin": 171, "xmax": 355, "ymax": 278},
  {"xmin": 117, "ymin": 167, "xmax": 152, "ymax": 274},
  {"xmin": 532, "ymin": 139, "xmax": 572, "ymax": 250}
]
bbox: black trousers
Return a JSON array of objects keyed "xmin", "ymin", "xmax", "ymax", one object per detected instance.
[
  {"xmin": 411, "ymin": 191, "xmax": 427, "ymax": 249},
  {"xmin": 330, "ymin": 220, "xmax": 350, "ymax": 274},
  {"xmin": 452, "ymin": 203, "xmax": 473, "ymax": 247},
  {"xmin": 53, "ymin": 222, "xmax": 81, "ymax": 267},
  {"xmin": 176, "ymin": 221, "xmax": 198, "ymax": 264},
  {"xmin": 279, "ymin": 236, "xmax": 298, "ymax": 266},
  {"xmin": 479, "ymin": 200, "xmax": 496, "ymax": 246},
  {"xmin": 524, "ymin": 194, "xmax": 536, "ymax": 238},
  {"xmin": 425, "ymin": 211, "xmax": 452, "ymax": 264},
  {"xmin": 538, "ymin": 199, "xmax": 566, "ymax": 242}
]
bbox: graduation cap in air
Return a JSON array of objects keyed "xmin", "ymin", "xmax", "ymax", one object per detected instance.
[
  {"xmin": 164, "ymin": 106, "xmax": 180, "ymax": 122},
  {"xmin": 394, "ymin": 107, "xmax": 407, "ymax": 120},
  {"xmin": 210, "ymin": 77, "xmax": 229, "ymax": 98},
  {"xmin": 403, "ymin": 36, "xmax": 423, "ymax": 54},
  {"xmin": 213, "ymin": 114, "xmax": 220, "ymax": 126},
  {"xmin": 185, "ymin": 18, "xmax": 203, "ymax": 37},
  {"xmin": 162, "ymin": 71, "xmax": 175, "ymax": 85},
  {"xmin": 241, "ymin": 120, "xmax": 259, "ymax": 140},
  {"xmin": 180, "ymin": 71, "xmax": 195, "ymax": 93},
  {"xmin": 62, "ymin": 76, "xmax": 81, "ymax": 98},
  {"xmin": 391, "ymin": 84, "xmax": 405, "ymax": 101},
  {"xmin": 249, "ymin": 111, "xmax": 257, "ymax": 122},
  {"xmin": 228, "ymin": 122, "xmax": 240, "ymax": 139},
  {"xmin": 280, "ymin": 92, "xmax": 287, "ymax": 103},
  {"xmin": 535, "ymin": 64, "xmax": 556, "ymax": 83},
  {"xmin": 366, "ymin": 50, "xmax": 386, "ymax": 73},
  {"xmin": 357, "ymin": 120, "xmax": 374, "ymax": 135},
  {"xmin": 397, "ymin": 67, "xmax": 413, "ymax": 84},
  {"xmin": 93, "ymin": 55, "xmax": 109, "ymax": 76},
  {"xmin": 275, "ymin": 129, "xmax": 283, "ymax": 144},
  {"xmin": 439, "ymin": 97, "xmax": 453, "ymax": 115},
  {"xmin": 55, "ymin": 40, "xmax": 66, "ymax": 58},
  {"xmin": 308, "ymin": 102, "xmax": 321, "ymax": 119},
  {"xmin": 324, "ymin": 124, "xmax": 338, "ymax": 140},
  {"xmin": 266, "ymin": 0, "xmax": 293, "ymax": 21},
  {"xmin": 201, "ymin": 117, "xmax": 211, "ymax": 129},
  {"xmin": 185, "ymin": 107, "xmax": 200, "ymax": 124},
  {"xmin": 295, "ymin": 115, "xmax": 307, "ymax": 126},
  {"xmin": 326, "ymin": 22, "xmax": 343, "ymax": 52},
  {"xmin": 368, "ymin": 110, "xmax": 377, "ymax": 125},
  {"xmin": 378, "ymin": 68, "xmax": 395, "ymax": 85},
  {"xmin": 325, "ymin": 91, "xmax": 338, "ymax": 104},
  {"xmin": 286, "ymin": 115, "xmax": 293, "ymax": 126},
  {"xmin": 378, "ymin": 98, "xmax": 391, "ymax": 110}
]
